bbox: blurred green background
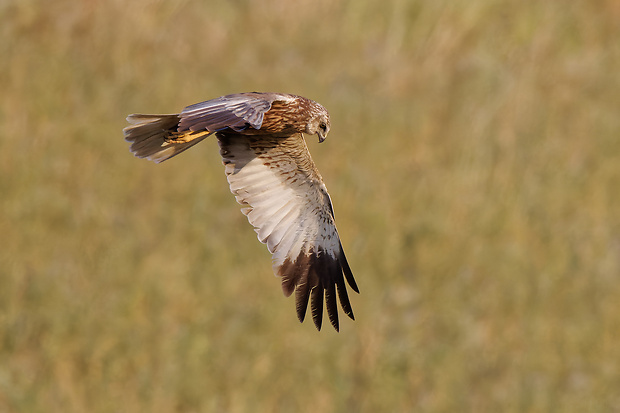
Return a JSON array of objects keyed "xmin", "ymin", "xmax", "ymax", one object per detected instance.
[{"xmin": 2, "ymin": 0, "xmax": 620, "ymax": 411}]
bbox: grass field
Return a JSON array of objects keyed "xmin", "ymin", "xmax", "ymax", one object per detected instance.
[{"xmin": 2, "ymin": 0, "xmax": 620, "ymax": 411}]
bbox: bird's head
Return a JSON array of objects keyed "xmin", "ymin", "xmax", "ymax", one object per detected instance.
[{"xmin": 305, "ymin": 106, "xmax": 331, "ymax": 143}]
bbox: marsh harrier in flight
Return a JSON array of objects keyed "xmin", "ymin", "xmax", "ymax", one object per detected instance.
[{"xmin": 124, "ymin": 92, "xmax": 358, "ymax": 331}]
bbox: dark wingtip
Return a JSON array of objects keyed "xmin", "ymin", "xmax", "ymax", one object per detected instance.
[{"xmin": 279, "ymin": 246, "xmax": 357, "ymax": 331}]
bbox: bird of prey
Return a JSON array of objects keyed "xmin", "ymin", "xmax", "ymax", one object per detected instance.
[{"xmin": 123, "ymin": 92, "xmax": 358, "ymax": 331}]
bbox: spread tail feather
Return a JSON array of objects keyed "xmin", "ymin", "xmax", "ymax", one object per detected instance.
[{"xmin": 124, "ymin": 114, "xmax": 213, "ymax": 163}]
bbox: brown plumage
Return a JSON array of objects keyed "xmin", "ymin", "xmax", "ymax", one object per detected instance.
[{"xmin": 124, "ymin": 92, "xmax": 358, "ymax": 331}]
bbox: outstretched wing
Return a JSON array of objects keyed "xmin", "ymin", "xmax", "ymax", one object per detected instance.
[
  {"xmin": 179, "ymin": 92, "xmax": 292, "ymax": 133},
  {"xmin": 218, "ymin": 133, "xmax": 359, "ymax": 331}
]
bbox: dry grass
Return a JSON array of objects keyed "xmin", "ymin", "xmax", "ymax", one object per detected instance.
[{"xmin": 2, "ymin": 0, "xmax": 620, "ymax": 411}]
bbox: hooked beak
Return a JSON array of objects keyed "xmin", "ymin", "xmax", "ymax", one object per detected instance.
[{"xmin": 317, "ymin": 132, "xmax": 326, "ymax": 143}]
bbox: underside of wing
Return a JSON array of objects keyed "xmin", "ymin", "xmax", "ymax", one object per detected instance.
[{"xmin": 217, "ymin": 132, "xmax": 359, "ymax": 331}]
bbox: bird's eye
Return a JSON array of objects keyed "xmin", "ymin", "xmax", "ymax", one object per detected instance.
[{"xmin": 319, "ymin": 123, "xmax": 327, "ymax": 130}]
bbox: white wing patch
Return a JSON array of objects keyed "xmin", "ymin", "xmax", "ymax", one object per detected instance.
[{"xmin": 219, "ymin": 135, "xmax": 340, "ymax": 262}]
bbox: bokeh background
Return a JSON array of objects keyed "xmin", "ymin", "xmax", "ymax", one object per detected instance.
[{"xmin": 2, "ymin": 0, "xmax": 620, "ymax": 411}]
